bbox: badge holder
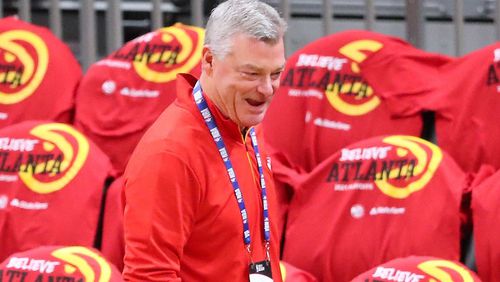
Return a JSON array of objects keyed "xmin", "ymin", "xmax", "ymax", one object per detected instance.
[{"xmin": 248, "ymin": 243, "xmax": 273, "ymax": 282}]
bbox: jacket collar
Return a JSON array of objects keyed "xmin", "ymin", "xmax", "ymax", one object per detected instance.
[{"xmin": 176, "ymin": 73, "xmax": 245, "ymax": 143}]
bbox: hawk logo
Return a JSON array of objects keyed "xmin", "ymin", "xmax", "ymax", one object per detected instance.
[
  {"xmin": 0, "ymin": 29, "xmax": 49, "ymax": 105},
  {"xmin": 18, "ymin": 123, "xmax": 89, "ymax": 194},
  {"xmin": 113, "ymin": 24, "xmax": 204, "ymax": 84},
  {"xmin": 375, "ymin": 136, "xmax": 442, "ymax": 199},
  {"xmin": 327, "ymin": 136, "xmax": 442, "ymax": 199},
  {"xmin": 325, "ymin": 39, "xmax": 383, "ymax": 116},
  {"xmin": 51, "ymin": 246, "xmax": 112, "ymax": 281},
  {"xmin": 418, "ymin": 259, "xmax": 476, "ymax": 282}
]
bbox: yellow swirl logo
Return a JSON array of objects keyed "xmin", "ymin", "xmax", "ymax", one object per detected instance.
[
  {"xmin": 325, "ymin": 40, "xmax": 383, "ymax": 116},
  {"xmin": 0, "ymin": 29, "xmax": 49, "ymax": 104},
  {"xmin": 51, "ymin": 246, "xmax": 112, "ymax": 282},
  {"xmin": 132, "ymin": 24, "xmax": 204, "ymax": 83},
  {"xmin": 19, "ymin": 123, "xmax": 89, "ymax": 194},
  {"xmin": 418, "ymin": 260, "xmax": 476, "ymax": 282},
  {"xmin": 375, "ymin": 135, "xmax": 442, "ymax": 199}
]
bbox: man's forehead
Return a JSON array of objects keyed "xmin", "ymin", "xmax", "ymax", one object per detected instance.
[
  {"xmin": 238, "ymin": 63, "xmax": 285, "ymax": 71},
  {"xmin": 218, "ymin": 34, "xmax": 286, "ymax": 69}
]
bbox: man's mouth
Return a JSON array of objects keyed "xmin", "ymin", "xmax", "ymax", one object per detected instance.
[{"xmin": 246, "ymin": 98, "xmax": 265, "ymax": 107}]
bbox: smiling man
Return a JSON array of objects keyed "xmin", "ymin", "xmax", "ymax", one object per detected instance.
[{"xmin": 122, "ymin": 0, "xmax": 287, "ymax": 281}]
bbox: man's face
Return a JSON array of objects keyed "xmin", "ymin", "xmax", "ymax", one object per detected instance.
[{"xmin": 204, "ymin": 33, "xmax": 286, "ymax": 128}]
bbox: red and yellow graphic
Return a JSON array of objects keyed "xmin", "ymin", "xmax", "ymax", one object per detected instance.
[
  {"xmin": 418, "ymin": 260, "xmax": 476, "ymax": 282},
  {"xmin": 325, "ymin": 40, "xmax": 383, "ymax": 116},
  {"xmin": 0, "ymin": 29, "xmax": 49, "ymax": 104},
  {"xmin": 375, "ymin": 135, "xmax": 442, "ymax": 199},
  {"xmin": 19, "ymin": 123, "xmax": 89, "ymax": 194},
  {"xmin": 51, "ymin": 246, "xmax": 112, "ymax": 282},
  {"xmin": 133, "ymin": 24, "xmax": 204, "ymax": 83}
]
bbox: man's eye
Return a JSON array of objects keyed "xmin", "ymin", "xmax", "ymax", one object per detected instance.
[
  {"xmin": 242, "ymin": 72, "xmax": 259, "ymax": 78},
  {"xmin": 271, "ymin": 72, "xmax": 282, "ymax": 80}
]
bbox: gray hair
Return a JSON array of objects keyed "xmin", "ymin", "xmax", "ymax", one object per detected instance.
[{"xmin": 204, "ymin": 0, "xmax": 287, "ymax": 58}]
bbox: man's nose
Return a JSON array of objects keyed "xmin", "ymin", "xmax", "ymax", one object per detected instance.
[{"xmin": 257, "ymin": 75, "xmax": 274, "ymax": 97}]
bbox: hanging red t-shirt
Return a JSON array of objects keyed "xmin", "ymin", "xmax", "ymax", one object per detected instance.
[
  {"xmin": 262, "ymin": 30, "xmax": 451, "ymax": 174},
  {"xmin": 0, "ymin": 121, "xmax": 114, "ymax": 262},
  {"xmin": 282, "ymin": 135, "xmax": 467, "ymax": 282},
  {"xmin": 351, "ymin": 256, "xmax": 481, "ymax": 282},
  {"xmin": 0, "ymin": 245, "xmax": 124, "ymax": 282},
  {"xmin": 362, "ymin": 42, "xmax": 500, "ymax": 173},
  {"xmin": 74, "ymin": 23, "xmax": 204, "ymax": 175},
  {"xmin": 0, "ymin": 17, "xmax": 82, "ymax": 127},
  {"xmin": 471, "ymin": 165, "xmax": 500, "ymax": 282}
]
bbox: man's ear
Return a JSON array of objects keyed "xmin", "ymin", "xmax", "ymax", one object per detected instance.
[{"xmin": 202, "ymin": 46, "xmax": 214, "ymax": 76}]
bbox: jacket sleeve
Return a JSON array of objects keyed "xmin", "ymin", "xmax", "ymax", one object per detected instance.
[{"xmin": 122, "ymin": 148, "xmax": 201, "ymax": 281}]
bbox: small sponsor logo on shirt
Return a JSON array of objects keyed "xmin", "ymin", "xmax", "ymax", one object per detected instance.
[
  {"xmin": 10, "ymin": 198, "xmax": 48, "ymax": 210},
  {"xmin": 334, "ymin": 183, "xmax": 374, "ymax": 191},
  {"xmin": 369, "ymin": 206, "xmax": 406, "ymax": 216},
  {"xmin": 305, "ymin": 111, "xmax": 351, "ymax": 131},
  {"xmin": 120, "ymin": 87, "xmax": 160, "ymax": 98},
  {"xmin": 313, "ymin": 117, "xmax": 351, "ymax": 131},
  {"xmin": 287, "ymin": 89, "xmax": 323, "ymax": 100},
  {"xmin": 96, "ymin": 59, "xmax": 131, "ymax": 70},
  {"xmin": 350, "ymin": 204, "xmax": 365, "ymax": 219},
  {"xmin": 0, "ymin": 112, "xmax": 8, "ymax": 120},
  {"xmin": 101, "ymin": 80, "xmax": 116, "ymax": 95}
]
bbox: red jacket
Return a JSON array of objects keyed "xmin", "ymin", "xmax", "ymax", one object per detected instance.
[{"xmin": 123, "ymin": 74, "xmax": 283, "ymax": 281}]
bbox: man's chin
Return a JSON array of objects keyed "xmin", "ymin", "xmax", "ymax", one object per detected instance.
[
  {"xmin": 239, "ymin": 116, "xmax": 265, "ymax": 128},
  {"xmin": 234, "ymin": 109, "xmax": 268, "ymax": 128}
]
